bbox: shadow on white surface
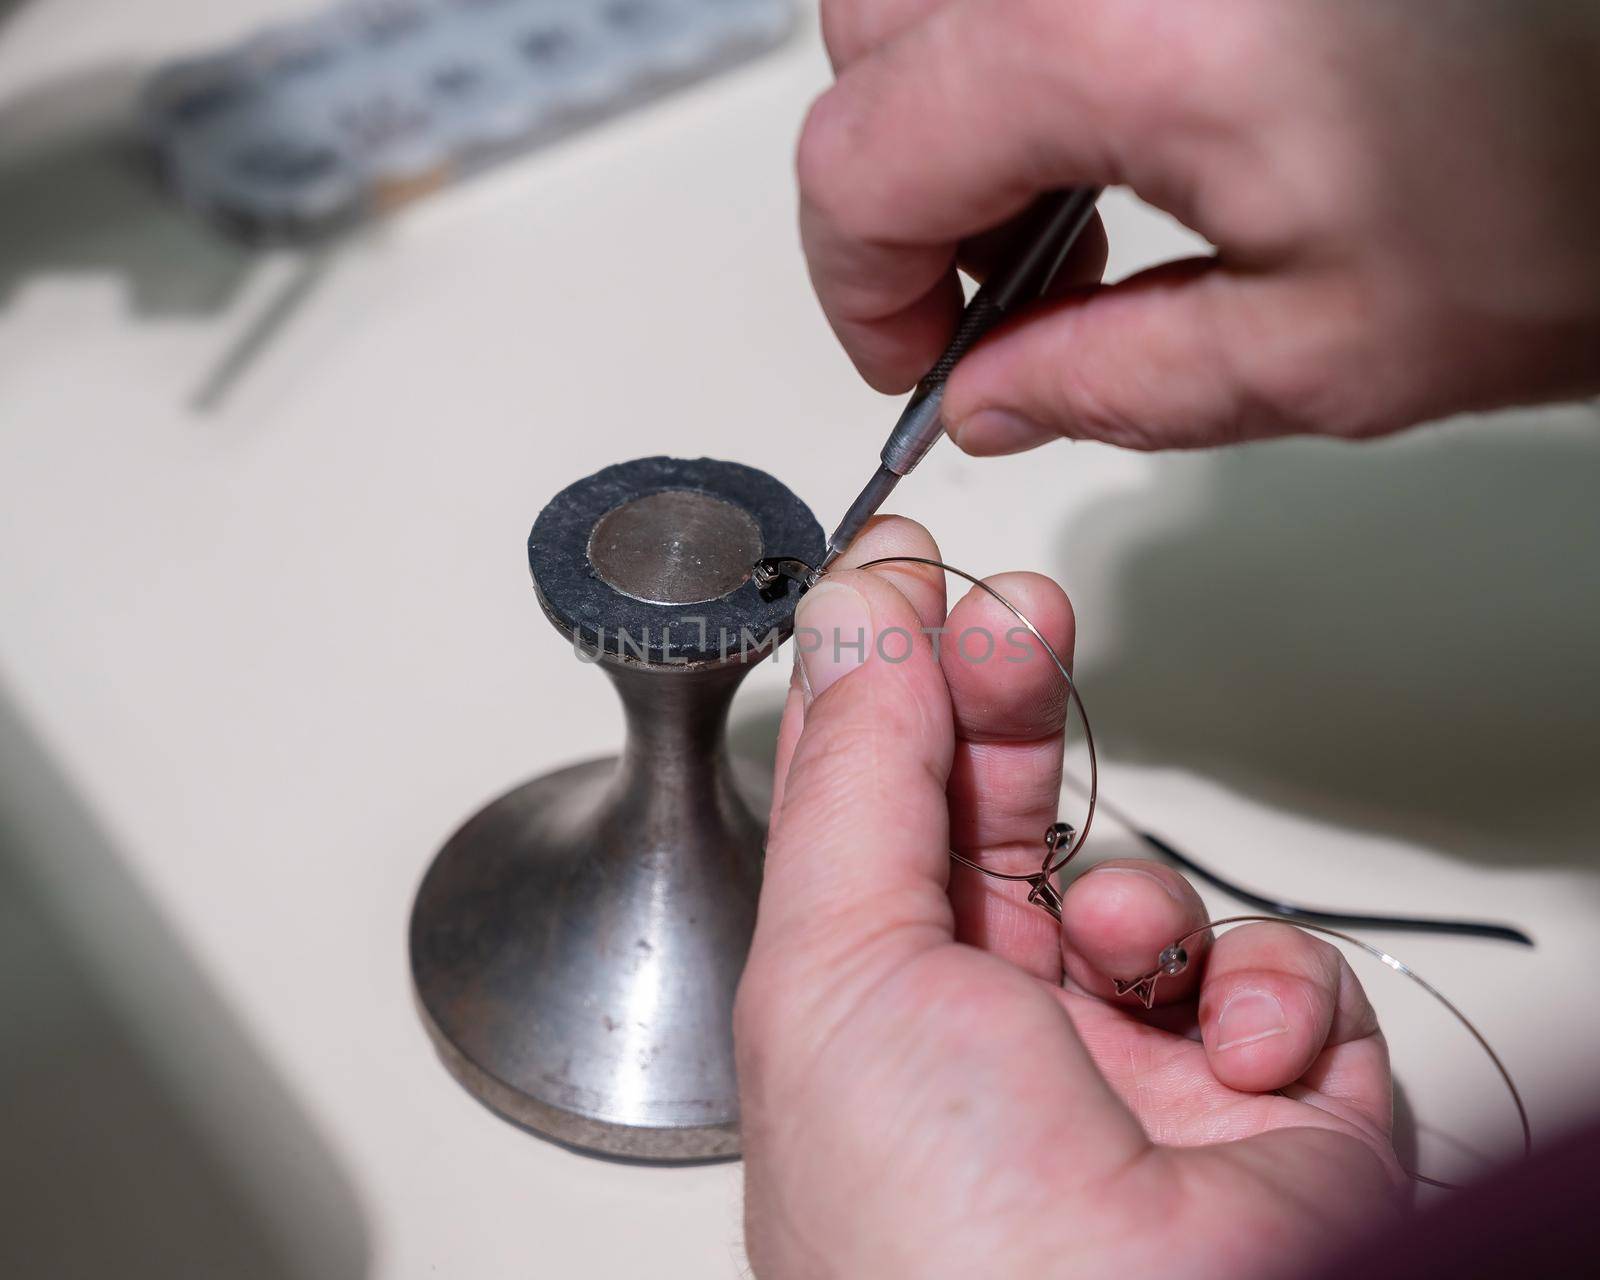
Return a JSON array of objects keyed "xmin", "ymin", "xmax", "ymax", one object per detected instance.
[
  {"xmin": 0, "ymin": 0, "xmax": 36, "ymax": 37},
  {"xmin": 0, "ymin": 688, "xmax": 369, "ymax": 1279},
  {"xmin": 1066, "ymin": 408, "xmax": 1600, "ymax": 867},
  {"xmin": 0, "ymin": 62, "xmax": 257, "ymax": 315}
]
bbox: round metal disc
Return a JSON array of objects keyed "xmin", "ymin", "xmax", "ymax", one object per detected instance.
[{"xmin": 587, "ymin": 489, "xmax": 763, "ymax": 605}]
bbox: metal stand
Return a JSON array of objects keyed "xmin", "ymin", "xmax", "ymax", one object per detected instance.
[{"xmin": 409, "ymin": 457, "xmax": 820, "ymax": 1161}]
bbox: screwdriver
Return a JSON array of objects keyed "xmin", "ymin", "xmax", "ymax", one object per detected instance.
[{"xmin": 820, "ymin": 186, "xmax": 1103, "ymax": 569}]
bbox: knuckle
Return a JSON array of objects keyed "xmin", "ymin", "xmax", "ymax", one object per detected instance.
[
  {"xmin": 795, "ymin": 89, "xmax": 856, "ymax": 223},
  {"xmin": 1297, "ymin": 932, "xmax": 1344, "ymax": 982},
  {"xmin": 796, "ymin": 80, "xmax": 907, "ymax": 247},
  {"xmin": 1190, "ymin": 0, "xmax": 1278, "ymax": 93},
  {"xmin": 1008, "ymin": 0, "xmax": 1191, "ymax": 145},
  {"xmin": 1329, "ymin": 946, "xmax": 1370, "ymax": 999},
  {"xmin": 1005, "ymin": 0, "xmax": 1090, "ymax": 48},
  {"xmin": 998, "ymin": 0, "xmax": 1058, "ymax": 48},
  {"xmin": 818, "ymin": 0, "xmax": 859, "ymax": 67},
  {"xmin": 801, "ymin": 714, "xmax": 881, "ymax": 773},
  {"xmin": 1256, "ymin": 919, "xmax": 1316, "ymax": 953},
  {"xmin": 1233, "ymin": 326, "xmax": 1403, "ymax": 441},
  {"xmin": 1209, "ymin": 279, "xmax": 1391, "ymax": 440},
  {"xmin": 1240, "ymin": 923, "xmax": 1343, "ymax": 990},
  {"xmin": 1229, "ymin": 359, "xmax": 1328, "ymax": 437},
  {"xmin": 1048, "ymin": 344, "xmax": 1166, "ymax": 450},
  {"xmin": 1224, "ymin": 920, "xmax": 1310, "ymax": 969},
  {"xmin": 804, "ymin": 677, "xmax": 922, "ymax": 756}
]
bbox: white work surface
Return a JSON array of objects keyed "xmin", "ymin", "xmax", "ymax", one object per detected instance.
[{"xmin": 4, "ymin": 2, "xmax": 1599, "ymax": 1276}]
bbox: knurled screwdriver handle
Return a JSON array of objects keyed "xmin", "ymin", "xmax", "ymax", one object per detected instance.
[
  {"xmin": 927, "ymin": 186, "xmax": 1102, "ymax": 385},
  {"xmin": 879, "ymin": 185, "xmax": 1102, "ymax": 475}
]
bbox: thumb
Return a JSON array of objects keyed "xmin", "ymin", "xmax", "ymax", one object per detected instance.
[
  {"xmin": 944, "ymin": 260, "xmax": 1367, "ymax": 452},
  {"xmin": 751, "ymin": 568, "xmax": 957, "ymax": 986}
]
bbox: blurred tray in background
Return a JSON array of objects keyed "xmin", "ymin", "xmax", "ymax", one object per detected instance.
[{"xmin": 141, "ymin": 0, "xmax": 797, "ymax": 240}]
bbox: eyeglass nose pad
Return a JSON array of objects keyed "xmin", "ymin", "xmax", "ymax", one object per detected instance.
[{"xmin": 1044, "ymin": 821, "xmax": 1075, "ymax": 853}]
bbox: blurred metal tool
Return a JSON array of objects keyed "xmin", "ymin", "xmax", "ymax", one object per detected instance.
[{"xmin": 821, "ymin": 185, "xmax": 1103, "ymax": 568}]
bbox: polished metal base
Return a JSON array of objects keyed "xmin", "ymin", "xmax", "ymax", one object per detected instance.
[
  {"xmin": 410, "ymin": 669, "xmax": 770, "ymax": 1161},
  {"xmin": 410, "ymin": 458, "xmax": 818, "ymax": 1162}
]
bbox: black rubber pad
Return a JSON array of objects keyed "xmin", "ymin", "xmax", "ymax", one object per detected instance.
[{"xmin": 528, "ymin": 456, "xmax": 823, "ymax": 665}]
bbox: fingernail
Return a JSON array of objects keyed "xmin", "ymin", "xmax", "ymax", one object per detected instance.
[
  {"xmin": 950, "ymin": 408, "xmax": 1053, "ymax": 456},
  {"xmin": 1088, "ymin": 865, "xmax": 1187, "ymax": 905},
  {"xmin": 794, "ymin": 581, "xmax": 872, "ymax": 704},
  {"xmin": 1215, "ymin": 990, "xmax": 1289, "ymax": 1052}
]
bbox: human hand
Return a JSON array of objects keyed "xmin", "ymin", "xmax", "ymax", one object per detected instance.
[
  {"xmin": 735, "ymin": 517, "xmax": 1401, "ymax": 1277},
  {"xmin": 799, "ymin": 0, "xmax": 1600, "ymax": 451}
]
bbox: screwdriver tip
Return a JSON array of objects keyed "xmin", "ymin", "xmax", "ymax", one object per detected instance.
[{"xmin": 823, "ymin": 465, "xmax": 902, "ymax": 570}]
